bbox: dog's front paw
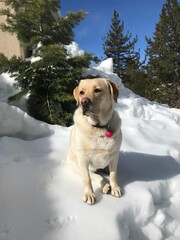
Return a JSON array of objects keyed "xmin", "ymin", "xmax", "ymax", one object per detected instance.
[
  {"xmin": 83, "ymin": 191, "xmax": 95, "ymax": 205},
  {"xmin": 111, "ymin": 185, "xmax": 122, "ymax": 197}
]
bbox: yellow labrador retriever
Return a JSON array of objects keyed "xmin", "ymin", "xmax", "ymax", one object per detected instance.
[{"xmin": 68, "ymin": 78, "xmax": 122, "ymax": 204}]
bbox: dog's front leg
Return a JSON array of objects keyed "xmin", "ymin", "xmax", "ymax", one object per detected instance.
[
  {"xmin": 109, "ymin": 157, "xmax": 122, "ymax": 197},
  {"xmin": 78, "ymin": 155, "xmax": 95, "ymax": 205}
]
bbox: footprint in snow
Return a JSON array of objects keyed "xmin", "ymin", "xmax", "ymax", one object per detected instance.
[{"xmin": 45, "ymin": 215, "xmax": 77, "ymax": 229}]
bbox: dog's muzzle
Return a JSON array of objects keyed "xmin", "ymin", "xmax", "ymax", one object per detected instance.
[{"xmin": 81, "ymin": 97, "xmax": 91, "ymax": 115}]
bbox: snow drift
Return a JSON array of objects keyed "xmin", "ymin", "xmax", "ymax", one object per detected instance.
[{"xmin": 0, "ymin": 54, "xmax": 180, "ymax": 240}]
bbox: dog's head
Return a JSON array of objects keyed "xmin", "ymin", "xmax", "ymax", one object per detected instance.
[{"xmin": 73, "ymin": 78, "xmax": 119, "ymax": 116}]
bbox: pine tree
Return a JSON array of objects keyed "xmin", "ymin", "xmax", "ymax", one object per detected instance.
[
  {"xmin": 102, "ymin": 10, "xmax": 139, "ymax": 83},
  {"xmin": 0, "ymin": 53, "xmax": 9, "ymax": 73},
  {"xmin": 0, "ymin": 0, "xmax": 85, "ymax": 49},
  {"xmin": 146, "ymin": 0, "xmax": 180, "ymax": 108},
  {"xmin": 125, "ymin": 54, "xmax": 148, "ymax": 97},
  {"xmin": 0, "ymin": 0, "xmax": 95, "ymax": 126}
]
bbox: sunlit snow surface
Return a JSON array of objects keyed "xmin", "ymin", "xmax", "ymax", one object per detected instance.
[{"xmin": 0, "ymin": 54, "xmax": 180, "ymax": 240}]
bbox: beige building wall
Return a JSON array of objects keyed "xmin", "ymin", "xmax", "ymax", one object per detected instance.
[{"xmin": 0, "ymin": 2, "xmax": 24, "ymax": 59}]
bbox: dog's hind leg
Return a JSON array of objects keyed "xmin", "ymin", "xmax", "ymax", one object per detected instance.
[{"xmin": 89, "ymin": 172, "xmax": 111, "ymax": 194}]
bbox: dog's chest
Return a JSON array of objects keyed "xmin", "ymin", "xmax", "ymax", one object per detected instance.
[
  {"xmin": 88, "ymin": 137, "xmax": 116, "ymax": 170},
  {"xmin": 91, "ymin": 136, "xmax": 115, "ymax": 150},
  {"xmin": 89, "ymin": 151, "xmax": 115, "ymax": 170}
]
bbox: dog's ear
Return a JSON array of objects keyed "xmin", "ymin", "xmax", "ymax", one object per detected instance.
[
  {"xmin": 73, "ymin": 86, "xmax": 79, "ymax": 105},
  {"xmin": 108, "ymin": 80, "xmax": 119, "ymax": 103}
]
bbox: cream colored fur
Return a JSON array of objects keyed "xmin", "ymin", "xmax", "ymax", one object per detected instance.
[{"xmin": 68, "ymin": 78, "xmax": 122, "ymax": 204}]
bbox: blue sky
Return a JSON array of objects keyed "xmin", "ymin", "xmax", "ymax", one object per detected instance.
[{"xmin": 61, "ymin": 0, "xmax": 166, "ymax": 61}]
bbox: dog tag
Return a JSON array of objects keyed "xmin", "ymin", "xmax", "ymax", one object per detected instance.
[{"xmin": 106, "ymin": 130, "xmax": 113, "ymax": 138}]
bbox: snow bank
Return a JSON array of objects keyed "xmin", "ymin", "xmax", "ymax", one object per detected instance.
[
  {"xmin": 0, "ymin": 73, "xmax": 16, "ymax": 102},
  {"xmin": 0, "ymin": 58, "xmax": 180, "ymax": 240},
  {"xmin": 0, "ymin": 102, "xmax": 53, "ymax": 140},
  {"xmin": 0, "ymin": 73, "xmax": 28, "ymax": 112}
]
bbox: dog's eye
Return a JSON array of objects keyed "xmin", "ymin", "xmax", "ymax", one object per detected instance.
[
  {"xmin": 94, "ymin": 88, "xmax": 102, "ymax": 93},
  {"xmin": 79, "ymin": 90, "xmax": 85, "ymax": 95}
]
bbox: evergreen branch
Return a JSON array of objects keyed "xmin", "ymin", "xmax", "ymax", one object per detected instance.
[{"xmin": 8, "ymin": 90, "xmax": 28, "ymax": 102}]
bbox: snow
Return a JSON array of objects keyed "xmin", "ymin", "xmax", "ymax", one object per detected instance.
[{"xmin": 0, "ymin": 55, "xmax": 180, "ymax": 240}]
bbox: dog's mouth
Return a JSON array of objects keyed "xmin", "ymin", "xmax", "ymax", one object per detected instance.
[
  {"xmin": 82, "ymin": 105, "xmax": 98, "ymax": 116},
  {"xmin": 83, "ymin": 108, "xmax": 92, "ymax": 116}
]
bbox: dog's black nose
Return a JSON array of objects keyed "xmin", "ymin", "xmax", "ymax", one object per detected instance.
[{"xmin": 81, "ymin": 97, "xmax": 91, "ymax": 106}]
